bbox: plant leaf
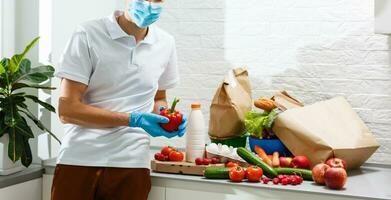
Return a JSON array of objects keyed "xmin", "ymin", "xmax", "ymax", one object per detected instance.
[
  {"xmin": 8, "ymin": 127, "xmax": 23, "ymax": 162},
  {"xmin": 19, "ymin": 108, "xmax": 61, "ymax": 144},
  {"xmin": 12, "ymin": 82, "xmax": 56, "ymax": 91},
  {"xmin": 24, "ymin": 73, "xmax": 49, "ymax": 83},
  {"xmin": 21, "ymin": 136, "xmax": 32, "ymax": 167},
  {"xmin": 24, "ymin": 95, "xmax": 55, "ymax": 113},
  {"xmin": 14, "ymin": 65, "xmax": 54, "ymax": 83},
  {"xmin": 0, "ymin": 63, "xmax": 5, "ymax": 75},
  {"xmin": 2, "ymin": 97, "xmax": 21, "ymax": 127},
  {"xmin": 15, "ymin": 117, "xmax": 34, "ymax": 138},
  {"xmin": 9, "ymin": 37, "xmax": 40, "ymax": 74},
  {"xmin": 0, "ymin": 112, "xmax": 7, "ymax": 137},
  {"xmin": 30, "ymin": 65, "xmax": 55, "ymax": 77}
]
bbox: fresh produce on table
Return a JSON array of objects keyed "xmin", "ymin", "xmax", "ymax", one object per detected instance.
[
  {"xmin": 268, "ymin": 175, "xmax": 303, "ymax": 186},
  {"xmin": 254, "ymin": 98, "xmax": 277, "ymax": 112},
  {"xmin": 211, "ymin": 157, "xmax": 220, "ymax": 164},
  {"xmin": 262, "ymin": 177, "xmax": 270, "ymax": 184},
  {"xmin": 195, "ymin": 157, "xmax": 221, "ymax": 165},
  {"xmin": 254, "ymin": 145, "xmax": 272, "ymax": 166},
  {"xmin": 160, "ymin": 97, "xmax": 183, "ymax": 132},
  {"xmin": 226, "ymin": 161, "xmax": 240, "ymax": 168},
  {"xmin": 236, "ymin": 147, "xmax": 278, "ymax": 178},
  {"xmin": 244, "ymin": 109, "xmax": 279, "ymax": 139},
  {"xmin": 324, "ymin": 167, "xmax": 347, "ymax": 190},
  {"xmin": 229, "ymin": 166, "xmax": 246, "ymax": 182},
  {"xmin": 326, "ymin": 158, "xmax": 347, "ymax": 169},
  {"xmin": 169, "ymin": 151, "xmax": 184, "ymax": 162},
  {"xmin": 312, "ymin": 163, "xmax": 331, "ymax": 185},
  {"xmin": 161, "ymin": 146, "xmax": 176, "ymax": 157},
  {"xmin": 291, "ymin": 156, "xmax": 311, "ymax": 169},
  {"xmin": 195, "ymin": 158, "xmax": 204, "ymax": 165},
  {"xmin": 203, "ymin": 167, "xmax": 231, "ymax": 179},
  {"xmin": 155, "ymin": 146, "xmax": 183, "ymax": 162},
  {"xmin": 272, "ymin": 152, "xmax": 280, "ymax": 168},
  {"xmin": 246, "ymin": 166, "xmax": 263, "ymax": 182},
  {"xmin": 202, "ymin": 158, "xmax": 211, "ymax": 165},
  {"xmin": 274, "ymin": 168, "xmax": 313, "ymax": 181},
  {"xmin": 279, "ymin": 157, "xmax": 293, "ymax": 167},
  {"xmin": 154, "ymin": 152, "xmax": 166, "ymax": 161},
  {"xmin": 312, "ymin": 158, "xmax": 348, "ymax": 190}
]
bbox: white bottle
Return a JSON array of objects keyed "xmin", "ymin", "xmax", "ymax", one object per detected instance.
[{"xmin": 186, "ymin": 103, "xmax": 206, "ymax": 163}]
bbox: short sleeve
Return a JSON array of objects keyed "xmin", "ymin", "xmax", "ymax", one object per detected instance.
[
  {"xmin": 158, "ymin": 40, "xmax": 179, "ymax": 90},
  {"xmin": 55, "ymin": 28, "xmax": 93, "ymax": 85}
]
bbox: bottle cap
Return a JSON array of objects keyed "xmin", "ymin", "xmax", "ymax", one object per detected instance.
[{"xmin": 191, "ymin": 103, "xmax": 201, "ymax": 109}]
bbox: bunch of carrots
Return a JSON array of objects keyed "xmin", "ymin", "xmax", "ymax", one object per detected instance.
[{"xmin": 254, "ymin": 146, "xmax": 280, "ymax": 168}]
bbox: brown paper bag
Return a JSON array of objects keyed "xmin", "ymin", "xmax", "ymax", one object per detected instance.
[
  {"xmin": 208, "ymin": 68, "xmax": 252, "ymax": 139},
  {"xmin": 273, "ymin": 97, "xmax": 380, "ymax": 170},
  {"xmin": 272, "ymin": 91, "xmax": 304, "ymax": 111}
]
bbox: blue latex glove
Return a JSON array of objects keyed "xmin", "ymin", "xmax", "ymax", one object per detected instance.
[
  {"xmin": 159, "ymin": 106, "xmax": 188, "ymax": 137},
  {"xmin": 129, "ymin": 112, "xmax": 179, "ymax": 138}
]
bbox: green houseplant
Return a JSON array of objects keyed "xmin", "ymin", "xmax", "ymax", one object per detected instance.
[{"xmin": 0, "ymin": 36, "xmax": 60, "ymax": 168}]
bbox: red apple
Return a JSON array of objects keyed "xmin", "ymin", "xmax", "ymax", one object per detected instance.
[
  {"xmin": 279, "ymin": 157, "xmax": 293, "ymax": 167},
  {"xmin": 324, "ymin": 167, "xmax": 347, "ymax": 190},
  {"xmin": 326, "ymin": 158, "xmax": 347, "ymax": 169},
  {"xmin": 291, "ymin": 156, "xmax": 311, "ymax": 169},
  {"xmin": 312, "ymin": 163, "xmax": 331, "ymax": 185}
]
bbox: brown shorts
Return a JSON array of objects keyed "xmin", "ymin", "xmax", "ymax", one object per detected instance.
[{"xmin": 51, "ymin": 164, "xmax": 151, "ymax": 200}]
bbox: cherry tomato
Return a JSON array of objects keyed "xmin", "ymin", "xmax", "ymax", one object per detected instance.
[
  {"xmin": 246, "ymin": 166, "xmax": 263, "ymax": 182},
  {"xmin": 229, "ymin": 166, "xmax": 245, "ymax": 182},
  {"xmin": 226, "ymin": 161, "xmax": 240, "ymax": 168},
  {"xmin": 202, "ymin": 158, "xmax": 211, "ymax": 165},
  {"xmin": 161, "ymin": 146, "xmax": 176, "ymax": 156},
  {"xmin": 211, "ymin": 157, "xmax": 220, "ymax": 164},
  {"xmin": 154, "ymin": 153, "xmax": 165, "ymax": 161},
  {"xmin": 195, "ymin": 158, "xmax": 204, "ymax": 165},
  {"xmin": 168, "ymin": 151, "xmax": 184, "ymax": 162}
]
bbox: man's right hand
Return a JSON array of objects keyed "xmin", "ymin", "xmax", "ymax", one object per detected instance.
[{"xmin": 129, "ymin": 112, "xmax": 179, "ymax": 138}]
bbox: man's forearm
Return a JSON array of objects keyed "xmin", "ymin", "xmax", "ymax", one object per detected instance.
[
  {"xmin": 153, "ymin": 98, "xmax": 168, "ymax": 114},
  {"xmin": 59, "ymin": 97, "xmax": 129, "ymax": 128}
]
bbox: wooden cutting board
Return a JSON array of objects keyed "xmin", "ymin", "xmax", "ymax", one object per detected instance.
[{"xmin": 151, "ymin": 160, "xmax": 225, "ymax": 176}]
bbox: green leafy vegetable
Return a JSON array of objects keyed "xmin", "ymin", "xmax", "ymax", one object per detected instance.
[{"xmin": 244, "ymin": 109, "xmax": 279, "ymax": 138}]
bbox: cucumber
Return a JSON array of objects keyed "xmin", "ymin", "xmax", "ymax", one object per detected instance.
[
  {"xmin": 203, "ymin": 167, "xmax": 230, "ymax": 179},
  {"xmin": 237, "ymin": 147, "xmax": 278, "ymax": 178},
  {"xmin": 275, "ymin": 167, "xmax": 313, "ymax": 181}
]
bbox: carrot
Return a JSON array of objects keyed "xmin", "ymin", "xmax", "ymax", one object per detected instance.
[
  {"xmin": 254, "ymin": 145, "xmax": 272, "ymax": 166},
  {"xmin": 272, "ymin": 151, "xmax": 280, "ymax": 168},
  {"xmin": 268, "ymin": 155, "xmax": 273, "ymax": 160}
]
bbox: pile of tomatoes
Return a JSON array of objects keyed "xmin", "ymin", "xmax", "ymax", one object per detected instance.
[
  {"xmin": 226, "ymin": 162, "xmax": 263, "ymax": 183},
  {"xmin": 154, "ymin": 146, "xmax": 184, "ymax": 162}
]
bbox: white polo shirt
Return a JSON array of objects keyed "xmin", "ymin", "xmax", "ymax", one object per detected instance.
[{"xmin": 54, "ymin": 11, "xmax": 179, "ymax": 168}]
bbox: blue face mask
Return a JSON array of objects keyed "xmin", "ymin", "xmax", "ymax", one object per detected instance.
[{"xmin": 128, "ymin": 0, "xmax": 163, "ymax": 29}]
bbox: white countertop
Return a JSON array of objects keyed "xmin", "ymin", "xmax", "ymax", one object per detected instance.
[{"xmin": 43, "ymin": 158, "xmax": 391, "ymax": 200}]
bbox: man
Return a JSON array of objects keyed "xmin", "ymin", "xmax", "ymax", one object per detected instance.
[{"xmin": 51, "ymin": 0, "xmax": 186, "ymax": 199}]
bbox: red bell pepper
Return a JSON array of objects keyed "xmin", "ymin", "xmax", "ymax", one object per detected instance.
[{"xmin": 160, "ymin": 97, "xmax": 183, "ymax": 132}]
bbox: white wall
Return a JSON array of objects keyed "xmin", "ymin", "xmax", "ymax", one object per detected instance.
[
  {"xmin": 39, "ymin": 0, "xmax": 391, "ymax": 164},
  {"xmin": 153, "ymin": 0, "xmax": 391, "ymax": 164},
  {"xmin": 0, "ymin": 0, "xmax": 16, "ymax": 58}
]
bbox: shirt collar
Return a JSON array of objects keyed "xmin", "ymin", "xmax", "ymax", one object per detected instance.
[{"xmin": 104, "ymin": 10, "xmax": 158, "ymax": 45}]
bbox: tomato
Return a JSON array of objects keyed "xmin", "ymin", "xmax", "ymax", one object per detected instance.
[
  {"xmin": 229, "ymin": 166, "xmax": 245, "ymax": 182},
  {"xmin": 211, "ymin": 157, "xmax": 220, "ymax": 164},
  {"xmin": 195, "ymin": 158, "xmax": 204, "ymax": 165},
  {"xmin": 161, "ymin": 146, "xmax": 176, "ymax": 156},
  {"xmin": 154, "ymin": 153, "xmax": 165, "ymax": 161},
  {"xmin": 246, "ymin": 166, "xmax": 263, "ymax": 182},
  {"xmin": 202, "ymin": 158, "xmax": 211, "ymax": 165},
  {"xmin": 226, "ymin": 161, "xmax": 240, "ymax": 168},
  {"xmin": 169, "ymin": 151, "xmax": 184, "ymax": 161}
]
